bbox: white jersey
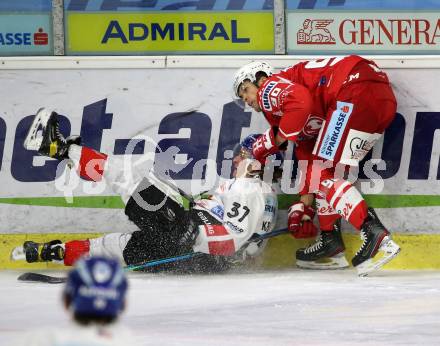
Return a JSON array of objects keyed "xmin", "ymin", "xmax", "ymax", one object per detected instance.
[
  {"xmin": 87, "ymin": 174, "xmax": 278, "ymax": 262},
  {"xmin": 192, "ymin": 177, "xmax": 278, "ymax": 257}
]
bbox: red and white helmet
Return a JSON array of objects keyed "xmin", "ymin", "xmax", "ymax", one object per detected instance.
[{"xmin": 232, "ymin": 61, "xmax": 273, "ymax": 98}]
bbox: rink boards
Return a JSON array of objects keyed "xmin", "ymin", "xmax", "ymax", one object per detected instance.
[
  {"xmin": 0, "ymin": 56, "xmax": 439, "ymax": 269},
  {"xmin": 3, "ymin": 231, "xmax": 440, "ymax": 271}
]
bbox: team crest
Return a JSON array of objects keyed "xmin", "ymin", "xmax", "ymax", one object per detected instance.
[{"xmin": 303, "ymin": 115, "xmax": 323, "ymax": 137}]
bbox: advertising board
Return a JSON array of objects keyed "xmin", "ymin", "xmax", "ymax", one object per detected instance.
[
  {"xmin": 66, "ymin": 12, "xmax": 274, "ymax": 54},
  {"xmin": 0, "ymin": 14, "xmax": 53, "ymax": 55},
  {"xmin": 287, "ymin": 11, "xmax": 440, "ymax": 54},
  {"xmin": 0, "ymin": 64, "xmax": 438, "ymax": 235}
]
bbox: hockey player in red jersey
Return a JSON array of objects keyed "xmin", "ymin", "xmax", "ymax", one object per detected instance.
[
  {"xmin": 233, "ymin": 56, "xmax": 400, "ymax": 276},
  {"xmin": 12, "ymin": 108, "xmax": 288, "ymax": 273}
]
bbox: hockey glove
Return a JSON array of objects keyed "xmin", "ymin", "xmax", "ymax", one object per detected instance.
[
  {"xmin": 288, "ymin": 202, "xmax": 318, "ymax": 239},
  {"xmin": 252, "ymin": 127, "xmax": 280, "ymax": 164}
]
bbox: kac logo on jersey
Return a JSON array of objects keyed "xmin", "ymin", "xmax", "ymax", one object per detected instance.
[
  {"xmin": 303, "ymin": 115, "xmax": 323, "ymax": 137},
  {"xmin": 211, "ymin": 205, "xmax": 224, "ymax": 219},
  {"xmin": 318, "ymin": 101, "xmax": 353, "ymax": 160},
  {"xmin": 261, "ymin": 81, "xmax": 277, "ymax": 111}
]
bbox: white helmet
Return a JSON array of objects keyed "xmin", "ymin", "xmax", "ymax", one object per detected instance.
[{"xmin": 232, "ymin": 61, "xmax": 273, "ymax": 98}]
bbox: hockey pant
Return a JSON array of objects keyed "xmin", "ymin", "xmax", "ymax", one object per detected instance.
[{"xmin": 298, "ymin": 62, "xmax": 396, "ymax": 231}]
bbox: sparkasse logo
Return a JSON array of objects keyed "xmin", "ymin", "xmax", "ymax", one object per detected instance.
[{"xmin": 0, "ymin": 28, "xmax": 48, "ymax": 46}]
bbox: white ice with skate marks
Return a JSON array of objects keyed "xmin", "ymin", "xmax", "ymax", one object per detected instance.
[{"xmin": 1, "ymin": 269, "xmax": 440, "ymax": 345}]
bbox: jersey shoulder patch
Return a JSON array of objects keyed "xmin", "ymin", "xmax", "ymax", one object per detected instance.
[{"xmin": 259, "ymin": 78, "xmax": 292, "ymax": 113}]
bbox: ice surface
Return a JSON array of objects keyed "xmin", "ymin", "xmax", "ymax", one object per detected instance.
[{"xmin": 1, "ymin": 269, "xmax": 440, "ymax": 345}]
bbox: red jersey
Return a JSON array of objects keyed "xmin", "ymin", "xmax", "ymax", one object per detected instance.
[
  {"xmin": 256, "ymin": 55, "xmax": 390, "ymax": 144},
  {"xmin": 256, "ymin": 76, "xmax": 322, "ymax": 143},
  {"xmin": 256, "ymin": 55, "xmax": 395, "ymax": 195},
  {"xmin": 277, "ymin": 55, "xmax": 389, "ymax": 111}
]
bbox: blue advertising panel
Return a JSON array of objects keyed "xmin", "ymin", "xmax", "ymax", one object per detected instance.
[
  {"xmin": 0, "ymin": 14, "xmax": 53, "ymax": 55},
  {"xmin": 0, "ymin": 0, "xmax": 52, "ymax": 55},
  {"xmin": 0, "ymin": 0, "xmax": 51, "ymax": 11}
]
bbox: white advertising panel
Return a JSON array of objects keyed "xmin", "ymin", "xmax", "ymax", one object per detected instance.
[
  {"xmin": 287, "ymin": 11, "xmax": 440, "ymax": 54},
  {"xmin": 0, "ymin": 63, "xmax": 438, "ymax": 233}
]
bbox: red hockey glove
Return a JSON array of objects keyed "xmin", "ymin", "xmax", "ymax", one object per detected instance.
[
  {"xmin": 252, "ymin": 127, "xmax": 280, "ymax": 164},
  {"xmin": 287, "ymin": 202, "xmax": 318, "ymax": 239}
]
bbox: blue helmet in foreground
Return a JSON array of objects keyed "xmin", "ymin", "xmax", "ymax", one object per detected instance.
[
  {"xmin": 64, "ymin": 256, "xmax": 128, "ymax": 318},
  {"xmin": 233, "ymin": 134, "xmax": 284, "ymax": 164}
]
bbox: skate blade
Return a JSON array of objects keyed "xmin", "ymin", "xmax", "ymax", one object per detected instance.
[
  {"xmin": 23, "ymin": 107, "xmax": 52, "ymax": 150},
  {"xmin": 297, "ymin": 253, "xmax": 349, "ymax": 270},
  {"xmin": 10, "ymin": 246, "xmax": 25, "ymax": 261},
  {"xmin": 356, "ymin": 237, "xmax": 401, "ymax": 277}
]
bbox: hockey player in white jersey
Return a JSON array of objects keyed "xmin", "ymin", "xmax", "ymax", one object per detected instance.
[
  {"xmin": 15, "ymin": 108, "xmax": 280, "ymax": 272},
  {"xmin": 17, "ymin": 256, "xmax": 130, "ymax": 346}
]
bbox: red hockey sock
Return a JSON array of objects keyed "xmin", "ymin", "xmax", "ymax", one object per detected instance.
[
  {"xmin": 316, "ymin": 195, "xmax": 341, "ymax": 231},
  {"xmin": 347, "ymin": 201, "xmax": 368, "ymax": 230},
  {"xmin": 78, "ymin": 147, "xmax": 107, "ymax": 181},
  {"xmin": 64, "ymin": 240, "xmax": 90, "ymax": 266},
  {"xmin": 319, "ymin": 179, "xmax": 368, "ymax": 230},
  {"xmin": 318, "ymin": 213, "xmax": 341, "ymax": 231}
]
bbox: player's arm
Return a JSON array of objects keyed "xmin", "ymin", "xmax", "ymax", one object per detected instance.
[
  {"xmin": 252, "ymin": 83, "xmax": 313, "ymax": 163},
  {"xmin": 277, "ymin": 83, "xmax": 313, "ymax": 143},
  {"xmin": 286, "ymin": 142, "xmax": 318, "ymax": 239}
]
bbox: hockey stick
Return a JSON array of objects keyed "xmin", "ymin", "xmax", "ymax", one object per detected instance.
[
  {"xmin": 17, "ymin": 272, "xmax": 66, "ymax": 284},
  {"xmin": 125, "ymin": 227, "xmax": 289, "ymax": 272},
  {"xmin": 16, "ymin": 227, "xmax": 290, "ymax": 282},
  {"xmin": 124, "ymin": 252, "xmax": 205, "ymax": 271}
]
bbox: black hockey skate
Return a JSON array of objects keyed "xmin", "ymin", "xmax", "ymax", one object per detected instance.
[
  {"xmin": 24, "ymin": 108, "xmax": 80, "ymax": 160},
  {"xmin": 296, "ymin": 219, "xmax": 349, "ymax": 270},
  {"xmin": 22, "ymin": 240, "xmax": 65, "ymax": 263},
  {"xmin": 352, "ymin": 208, "xmax": 400, "ymax": 276}
]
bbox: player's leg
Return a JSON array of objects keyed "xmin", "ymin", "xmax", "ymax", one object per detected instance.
[
  {"xmin": 24, "ymin": 108, "xmax": 144, "ymax": 203},
  {"xmin": 292, "ymin": 150, "xmax": 348, "ymax": 269},
  {"xmin": 24, "ymin": 108, "xmax": 78, "ymax": 160},
  {"xmin": 122, "ymin": 179, "xmax": 193, "ymax": 266},
  {"xmin": 13, "ymin": 233, "xmax": 132, "ymax": 266},
  {"xmin": 24, "ymin": 108, "xmax": 188, "ymax": 205},
  {"xmin": 311, "ymin": 81, "xmax": 399, "ymax": 275},
  {"xmin": 65, "ymin": 233, "xmax": 132, "ymax": 265},
  {"xmin": 296, "ymin": 217, "xmax": 349, "ymax": 269}
]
